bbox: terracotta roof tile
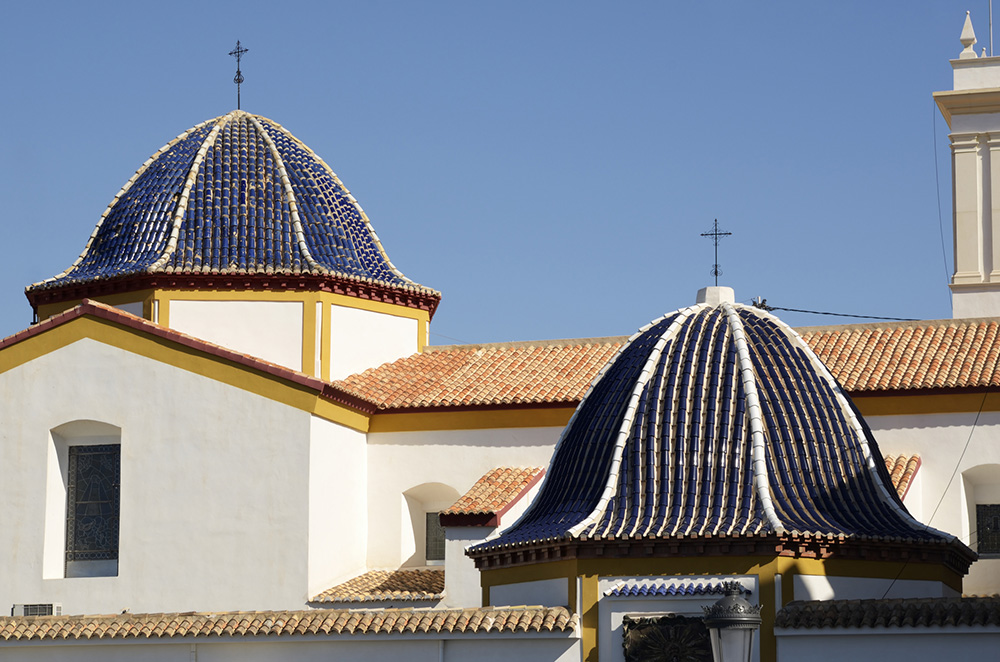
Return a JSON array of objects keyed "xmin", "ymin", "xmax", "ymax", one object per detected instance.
[
  {"xmin": 0, "ymin": 606, "xmax": 575, "ymax": 641},
  {"xmin": 331, "ymin": 338, "xmax": 625, "ymax": 410},
  {"xmin": 775, "ymin": 596, "xmax": 1000, "ymax": 629},
  {"xmin": 444, "ymin": 467, "xmax": 545, "ymax": 516},
  {"xmin": 883, "ymin": 454, "xmax": 921, "ymax": 499},
  {"xmin": 334, "ymin": 318, "xmax": 1000, "ymax": 412},
  {"xmin": 311, "ymin": 569, "xmax": 444, "ymax": 603},
  {"xmin": 800, "ymin": 318, "xmax": 1000, "ymax": 392}
]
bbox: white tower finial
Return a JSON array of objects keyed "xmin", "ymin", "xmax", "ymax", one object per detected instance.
[{"xmin": 961, "ymin": 11, "xmax": 979, "ymax": 59}]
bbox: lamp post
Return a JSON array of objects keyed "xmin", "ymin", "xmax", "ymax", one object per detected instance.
[{"xmin": 702, "ymin": 581, "xmax": 762, "ymax": 662}]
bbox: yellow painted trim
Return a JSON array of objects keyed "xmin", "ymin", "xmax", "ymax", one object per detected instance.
[
  {"xmin": 320, "ymin": 291, "xmax": 430, "ymax": 324},
  {"xmin": 418, "ymin": 319, "xmax": 428, "ymax": 353},
  {"xmin": 302, "ymin": 293, "xmax": 319, "ymax": 377},
  {"xmin": 155, "ymin": 288, "xmax": 429, "ymax": 380},
  {"xmin": 0, "ymin": 315, "xmax": 370, "ymax": 433},
  {"xmin": 481, "ymin": 553, "xmax": 965, "ymax": 662},
  {"xmin": 852, "ymin": 391, "xmax": 1000, "ymax": 416},
  {"xmin": 156, "ymin": 294, "xmax": 170, "ymax": 328},
  {"xmin": 368, "ymin": 407, "xmax": 576, "ymax": 433},
  {"xmin": 153, "ymin": 289, "xmax": 428, "ymax": 322},
  {"xmin": 321, "ymin": 300, "xmax": 332, "ymax": 382},
  {"xmin": 37, "ymin": 290, "xmax": 156, "ymax": 322}
]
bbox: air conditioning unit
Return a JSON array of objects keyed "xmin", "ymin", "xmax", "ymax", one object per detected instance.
[{"xmin": 11, "ymin": 603, "xmax": 62, "ymax": 617}]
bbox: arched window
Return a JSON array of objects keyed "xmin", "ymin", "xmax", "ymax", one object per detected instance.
[
  {"xmin": 402, "ymin": 483, "xmax": 460, "ymax": 566},
  {"xmin": 44, "ymin": 421, "xmax": 122, "ymax": 578}
]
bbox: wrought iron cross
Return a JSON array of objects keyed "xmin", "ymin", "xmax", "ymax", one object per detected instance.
[
  {"xmin": 229, "ymin": 40, "xmax": 249, "ymax": 110},
  {"xmin": 701, "ymin": 219, "xmax": 732, "ymax": 286}
]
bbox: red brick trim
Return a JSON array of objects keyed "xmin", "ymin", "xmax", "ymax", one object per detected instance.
[
  {"xmin": 26, "ymin": 272, "xmax": 441, "ymax": 319},
  {"xmin": 1, "ymin": 300, "xmax": 376, "ymax": 416},
  {"xmin": 469, "ymin": 532, "xmax": 976, "ymax": 576},
  {"xmin": 440, "ymin": 469, "xmax": 546, "ymax": 528}
]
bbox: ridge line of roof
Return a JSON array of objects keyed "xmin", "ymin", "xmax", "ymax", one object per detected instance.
[
  {"xmin": 796, "ymin": 316, "xmax": 1000, "ymax": 334},
  {"xmin": 424, "ymin": 336, "xmax": 628, "ymax": 353},
  {"xmin": 0, "ymin": 300, "xmax": 376, "ymax": 416}
]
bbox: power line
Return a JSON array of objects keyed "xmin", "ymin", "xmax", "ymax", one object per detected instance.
[
  {"xmin": 750, "ymin": 298, "xmax": 916, "ymax": 322},
  {"xmin": 933, "ymin": 99, "xmax": 952, "ymax": 301}
]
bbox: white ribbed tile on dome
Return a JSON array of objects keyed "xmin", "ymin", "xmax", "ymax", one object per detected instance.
[{"xmin": 472, "ymin": 297, "xmax": 958, "ymax": 552}]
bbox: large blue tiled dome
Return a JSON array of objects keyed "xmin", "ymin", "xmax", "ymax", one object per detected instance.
[
  {"xmin": 473, "ymin": 292, "xmax": 962, "ymax": 554},
  {"xmin": 29, "ymin": 111, "xmax": 436, "ymax": 297}
]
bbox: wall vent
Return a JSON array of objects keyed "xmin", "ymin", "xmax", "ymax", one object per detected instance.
[{"xmin": 11, "ymin": 603, "xmax": 62, "ymax": 617}]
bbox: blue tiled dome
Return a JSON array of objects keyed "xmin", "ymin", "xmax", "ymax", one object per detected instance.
[
  {"xmin": 475, "ymin": 297, "xmax": 956, "ymax": 552},
  {"xmin": 30, "ymin": 111, "xmax": 435, "ymax": 296}
]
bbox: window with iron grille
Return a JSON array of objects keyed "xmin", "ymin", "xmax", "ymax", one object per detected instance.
[
  {"xmin": 425, "ymin": 512, "xmax": 445, "ymax": 562},
  {"xmin": 66, "ymin": 445, "xmax": 120, "ymax": 565},
  {"xmin": 978, "ymin": 504, "xmax": 1000, "ymax": 557}
]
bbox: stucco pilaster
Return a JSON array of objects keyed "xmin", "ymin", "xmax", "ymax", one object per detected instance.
[{"xmin": 952, "ymin": 133, "xmax": 984, "ymax": 285}]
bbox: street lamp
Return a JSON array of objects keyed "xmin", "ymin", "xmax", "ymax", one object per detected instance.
[{"xmin": 702, "ymin": 581, "xmax": 762, "ymax": 662}]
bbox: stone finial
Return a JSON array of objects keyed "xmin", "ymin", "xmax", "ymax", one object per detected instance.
[{"xmin": 960, "ymin": 11, "xmax": 978, "ymax": 59}]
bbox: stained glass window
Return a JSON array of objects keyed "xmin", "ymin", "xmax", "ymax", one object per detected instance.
[
  {"xmin": 978, "ymin": 504, "xmax": 1000, "ymax": 556},
  {"xmin": 66, "ymin": 445, "xmax": 120, "ymax": 563},
  {"xmin": 426, "ymin": 512, "xmax": 445, "ymax": 562}
]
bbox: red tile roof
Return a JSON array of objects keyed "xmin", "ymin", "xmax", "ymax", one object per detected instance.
[
  {"xmin": 311, "ymin": 569, "xmax": 444, "ymax": 603},
  {"xmin": 331, "ymin": 338, "xmax": 624, "ymax": 410},
  {"xmin": 0, "ymin": 606, "xmax": 576, "ymax": 641},
  {"xmin": 884, "ymin": 454, "xmax": 921, "ymax": 499},
  {"xmin": 800, "ymin": 318, "xmax": 1000, "ymax": 392},
  {"xmin": 775, "ymin": 596, "xmax": 1000, "ymax": 629},
  {"xmin": 441, "ymin": 467, "xmax": 545, "ymax": 527},
  {"xmin": 335, "ymin": 318, "xmax": 1000, "ymax": 412}
]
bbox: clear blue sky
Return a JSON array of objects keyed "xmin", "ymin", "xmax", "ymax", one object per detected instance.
[{"xmin": 0, "ymin": 2, "xmax": 986, "ymax": 344}]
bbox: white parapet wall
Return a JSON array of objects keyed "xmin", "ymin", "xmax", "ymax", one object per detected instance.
[{"xmin": 0, "ymin": 635, "xmax": 583, "ymax": 662}]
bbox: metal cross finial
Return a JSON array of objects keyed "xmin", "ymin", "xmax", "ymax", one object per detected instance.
[
  {"xmin": 701, "ymin": 219, "xmax": 732, "ymax": 286},
  {"xmin": 229, "ymin": 40, "xmax": 249, "ymax": 110}
]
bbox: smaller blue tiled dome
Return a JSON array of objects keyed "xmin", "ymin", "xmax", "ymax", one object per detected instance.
[
  {"xmin": 473, "ymin": 292, "xmax": 962, "ymax": 554},
  {"xmin": 28, "ymin": 111, "xmax": 436, "ymax": 301}
]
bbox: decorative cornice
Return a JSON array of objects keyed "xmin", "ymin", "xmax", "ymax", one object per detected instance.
[
  {"xmin": 469, "ymin": 533, "xmax": 976, "ymax": 576},
  {"xmin": 934, "ymin": 88, "xmax": 1000, "ymax": 126},
  {"xmin": 25, "ymin": 273, "xmax": 441, "ymax": 318}
]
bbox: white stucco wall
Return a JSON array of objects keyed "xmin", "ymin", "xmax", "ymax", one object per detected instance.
[
  {"xmin": 366, "ymin": 427, "xmax": 560, "ymax": 571},
  {"xmin": 169, "ymin": 300, "xmax": 304, "ymax": 371},
  {"xmin": 597, "ymin": 575, "xmax": 759, "ymax": 662},
  {"xmin": 0, "ymin": 338, "xmax": 319, "ymax": 615},
  {"xmin": 0, "ymin": 636, "xmax": 582, "ymax": 662},
  {"xmin": 443, "ymin": 480, "xmax": 542, "ymax": 608},
  {"xmin": 776, "ymin": 627, "xmax": 1000, "ymax": 662},
  {"xmin": 867, "ymin": 411, "xmax": 1000, "ymax": 595},
  {"xmin": 444, "ymin": 528, "xmax": 488, "ymax": 608},
  {"xmin": 793, "ymin": 575, "xmax": 957, "ymax": 601},
  {"xmin": 329, "ymin": 306, "xmax": 417, "ymax": 380},
  {"xmin": 308, "ymin": 417, "xmax": 368, "ymax": 598}
]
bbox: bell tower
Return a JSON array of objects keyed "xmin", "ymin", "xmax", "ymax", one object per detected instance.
[{"xmin": 935, "ymin": 12, "xmax": 1000, "ymax": 317}]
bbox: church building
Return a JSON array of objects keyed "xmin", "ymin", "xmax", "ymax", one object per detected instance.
[{"xmin": 1, "ymin": 12, "xmax": 1000, "ymax": 662}]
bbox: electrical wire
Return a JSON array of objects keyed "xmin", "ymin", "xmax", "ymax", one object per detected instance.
[
  {"xmin": 878, "ymin": 389, "xmax": 988, "ymax": 599},
  {"xmin": 750, "ymin": 299, "xmax": 916, "ymax": 321},
  {"xmin": 934, "ymin": 99, "xmax": 952, "ymax": 297}
]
